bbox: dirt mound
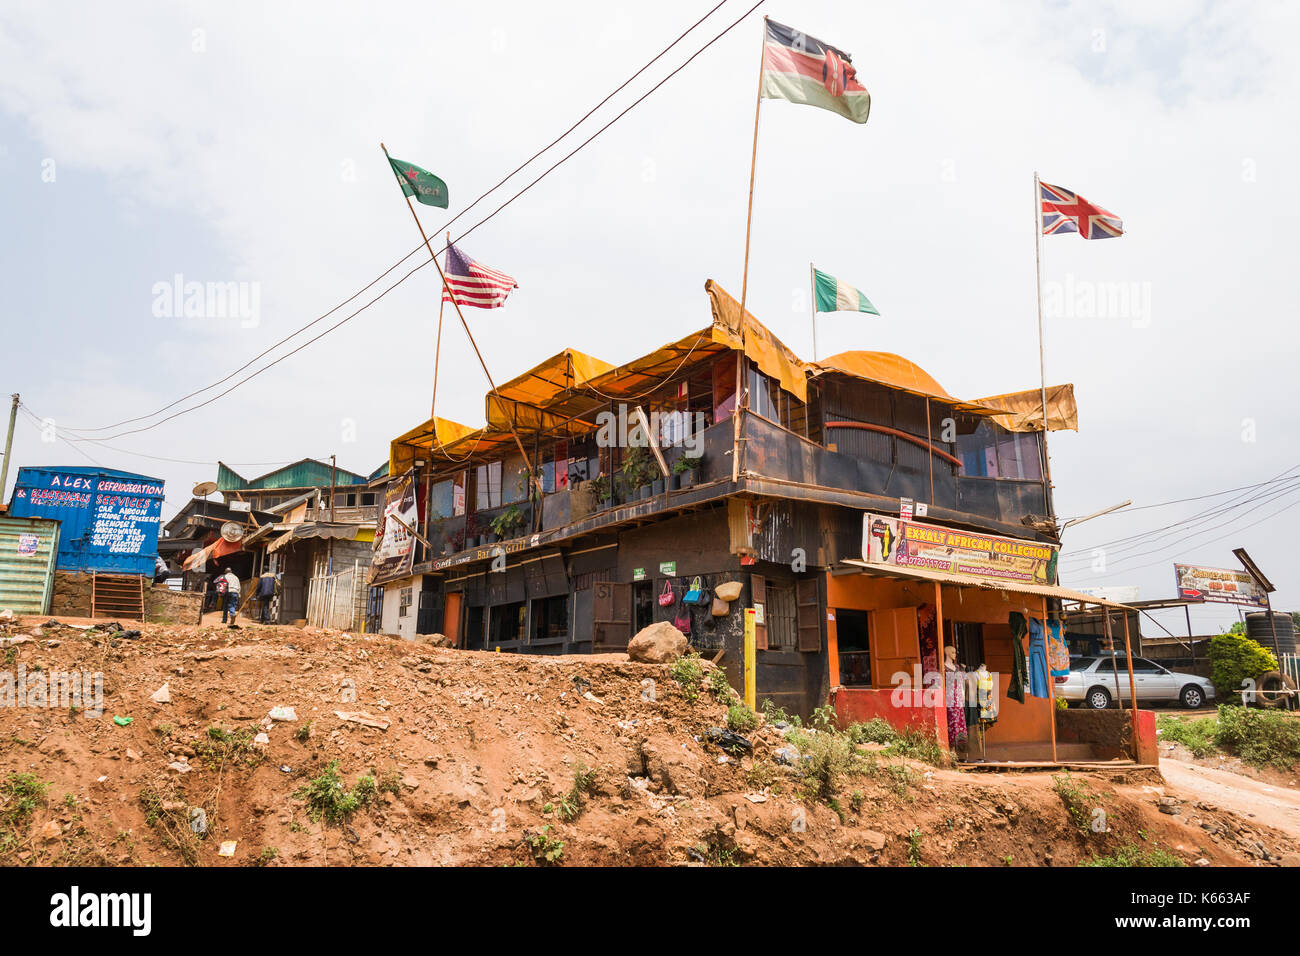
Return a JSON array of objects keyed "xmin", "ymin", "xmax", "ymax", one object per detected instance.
[{"xmin": 1, "ymin": 615, "xmax": 1296, "ymax": 867}]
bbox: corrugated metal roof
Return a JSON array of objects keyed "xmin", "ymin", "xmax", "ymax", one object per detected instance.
[{"xmin": 217, "ymin": 459, "xmax": 370, "ymax": 491}]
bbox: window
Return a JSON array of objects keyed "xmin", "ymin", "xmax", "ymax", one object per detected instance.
[
  {"xmin": 398, "ymin": 587, "xmax": 413, "ymax": 618},
  {"xmin": 361, "ymin": 493, "xmax": 376, "ymax": 507},
  {"xmin": 429, "ymin": 479, "xmax": 455, "ymax": 519},
  {"xmin": 836, "ymin": 609, "xmax": 871, "ymax": 686},
  {"xmin": 532, "ymin": 594, "xmax": 570, "ymax": 641},
  {"xmin": 956, "ymin": 422, "xmax": 1042, "ymax": 480},
  {"xmin": 764, "ymin": 583, "xmax": 798, "ymax": 651},
  {"xmin": 475, "ymin": 461, "xmax": 502, "ymax": 510},
  {"xmin": 334, "ymin": 492, "xmax": 357, "ymax": 507},
  {"xmin": 502, "ymin": 453, "xmax": 529, "ymax": 505},
  {"xmin": 489, "ymin": 601, "xmax": 525, "ymax": 644}
]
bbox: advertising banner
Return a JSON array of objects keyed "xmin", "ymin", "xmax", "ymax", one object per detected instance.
[
  {"xmin": 1174, "ymin": 563, "xmax": 1267, "ymax": 608},
  {"xmin": 862, "ymin": 514, "xmax": 1059, "ymax": 585},
  {"xmin": 370, "ymin": 469, "xmax": 418, "ymax": 582}
]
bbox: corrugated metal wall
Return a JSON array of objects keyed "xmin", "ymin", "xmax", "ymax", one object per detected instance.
[{"xmin": 0, "ymin": 515, "xmax": 61, "ymax": 614}]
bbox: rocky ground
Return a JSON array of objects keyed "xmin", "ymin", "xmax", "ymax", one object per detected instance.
[{"xmin": 1, "ymin": 614, "xmax": 1295, "ymax": 867}]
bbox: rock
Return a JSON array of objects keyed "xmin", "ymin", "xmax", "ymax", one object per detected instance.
[
  {"xmin": 268, "ymin": 706, "xmax": 298, "ymax": 721},
  {"xmin": 125, "ymin": 748, "xmax": 141, "ymax": 761},
  {"xmin": 638, "ymin": 735, "xmax": 705, "ymax": 797},
  {"xmin": 0, "ymin": 608, "xmax": 14, "ymax": 622},
  {"xmin": 857, "ymin": 829, "xmax": 887, "ymax": 850},
  {"xmin": 150, "ymin": 683, "xmax": 171, "ymax": 704},
  {"xmin": 414, "ymin": 632, "xmax": 452, "ymax": 647},
  {"xmin": 627, "ymin": 622, "xmax": 688, "ymax": 664},
  {"xmin": 41, "ymin": 820, "xmax": 62, "ymax": 840},
  {"xmin": 774, "ymin": 745, "xmax": 802, "ymax": 766}
]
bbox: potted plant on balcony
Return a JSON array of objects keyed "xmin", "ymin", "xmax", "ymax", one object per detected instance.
[
  {"xmin": 674, "ymin": 455, "xmax": 702, "ymax": 489},
  {"xmin": 622, "ymin": 446, "xmax": 657, "ymax": 501},
  {"xmin": 589, "ymin": 474, "xmax": 611, "ymax": 509},
  {"xmin": 490, "ymin": 504, "xmax": 525, "ymax": 540}
]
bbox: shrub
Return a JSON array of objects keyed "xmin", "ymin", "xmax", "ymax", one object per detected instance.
[
  {"xmin": 727, "ymin": 704, "xmax": 758, "ymax": 733},
  {"xmin": 1215, "ymin": 705, "xmax": 1300, "ymax": 770},
  {"xmin": 1083, "ymin": 844, "xmax": 1184, "ymax": 867},
  {"xmin": 1156, "ymin": 715, "xmax": 1220, "ymax": 758},
  {"xmin": 296, "ymin": 761, "xmax": 377, "ymax": 824},
  {"xmin": 1208, "ymin": 632, "xmax": 1277, "ymax": 700}
]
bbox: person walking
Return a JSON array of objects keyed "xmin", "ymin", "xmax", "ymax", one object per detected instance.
[
  {"xmin": 256, "ymin": 569, "xmax": 279, "ymax": 624},
  {"xmin": 220, "ymin": 567, "xmax": 242, "ymax": 625}
]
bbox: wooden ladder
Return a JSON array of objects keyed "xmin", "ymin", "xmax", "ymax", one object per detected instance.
[{"xmin": 91, "ymin": 572, "xmax": 145, "ymax": 621}]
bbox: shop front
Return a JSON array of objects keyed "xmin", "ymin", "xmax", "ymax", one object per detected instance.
[{"xmin": 826, "ymin": 514, "xmax": 1152, "ymax": 765}]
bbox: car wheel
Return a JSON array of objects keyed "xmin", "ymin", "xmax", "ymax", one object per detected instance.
[
  {"xmin": 1086, "ymin": 686, "xmax": 1112, "ymax": 710},
  {"xmin": 1180, "ymin": 685, "xmax": 1205, "ymax": 709}
]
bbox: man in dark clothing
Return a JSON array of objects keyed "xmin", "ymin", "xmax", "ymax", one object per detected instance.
[{"xmin": 256, "ymin": 570, "xmax": 279, "ymax": 624}]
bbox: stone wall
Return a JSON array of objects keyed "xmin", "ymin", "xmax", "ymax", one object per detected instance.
[{"xmin": 50, "ymin": 571, "xmax": 202, "ymax": 624}]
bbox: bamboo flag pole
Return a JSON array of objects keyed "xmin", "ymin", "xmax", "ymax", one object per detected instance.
[
  {"xmin": 733, "ymin": 18, "xmax": 768, "ymax": 484},
  {"xmin": 381, "ymin": 144, "xmax": 539, "ymax": 493},
  {"xmin": 809, "ymin": 261, "xmax": 818, "ymax": 362},
  {"xmin": 430, "ymin": 231, "xmax": 449, "ymax": 419},
  {"xmin": 1033, "ymin": 171, "xmax": 1056, "ymax": 520}
]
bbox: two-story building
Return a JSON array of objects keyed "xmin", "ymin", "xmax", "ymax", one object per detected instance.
[{"xmin": 372, "ymin": 280, "xmax": 1143, "ymax": 762}]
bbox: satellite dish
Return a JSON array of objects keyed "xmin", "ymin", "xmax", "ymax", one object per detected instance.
[
  {"xmin": 220, "ymin": 522, "xmax": 245, "ymax": 543},
  {"xmin": 193, "ymin": 481, "xmax": 218, "ymax": 497}
]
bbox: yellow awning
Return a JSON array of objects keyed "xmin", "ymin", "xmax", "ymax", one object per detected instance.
[
  {"xmin": 389, "ymin": 415, "xmax": 479, "ymax": 476},
  {"xmin": 486, "ymin": 348, "xmax": 615, "ymax": 434},
  {"xmin": 975, "ymin": 384, "xmax": 1078, "ymax": 433},
  {"xmin": 705, "ymin": 280, "xmax": 809, "ymax": 403},
  {"xmin": 811, "ymin": 351, "xmax": 1009, "ymax": 416}
]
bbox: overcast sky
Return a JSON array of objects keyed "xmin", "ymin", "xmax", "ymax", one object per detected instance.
[{"xmin": 2, "ymin": 0, "xmax": 1296, "ymax": 636}]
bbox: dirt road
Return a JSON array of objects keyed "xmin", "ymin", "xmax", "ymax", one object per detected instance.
[{"xmin": 1162, "ymin": 756, "xmax": 1300, "ymax": 843}]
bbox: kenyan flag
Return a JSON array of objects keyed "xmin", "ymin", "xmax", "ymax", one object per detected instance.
[
  {"xmin": 761, "ymin": 19, "xmax": 870, "ymax": 124},
  {"xmin": 814, "ymin": 268, "xmax": 878, "ymax": 315},
  {"xmin": 387, "ymin": 155, "xmax": 449, "ymax": 208}
]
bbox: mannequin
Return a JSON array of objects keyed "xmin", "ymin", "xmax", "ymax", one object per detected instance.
[{"xmin": 943, "ymin": 645, "xmax": 967, "ymax": 746}]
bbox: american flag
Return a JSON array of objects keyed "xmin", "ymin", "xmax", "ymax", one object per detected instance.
[
  {"xmin": 1040, "ymin": 182, "xmax": 1124, "ymax": 240},
  {"xmin": 440, "ymin": 242, "xmax": 518, "ymax": 309}
]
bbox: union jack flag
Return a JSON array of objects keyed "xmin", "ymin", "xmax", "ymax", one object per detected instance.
[
  {"xmin": 441, "ymin": 242, "xmax": 518, "ymax": 309},
  {"xmin": 1040, "ymin": 181, "xmax": 1124, "ymax": 240}
]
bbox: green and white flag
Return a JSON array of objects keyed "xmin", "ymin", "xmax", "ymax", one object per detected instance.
[
  {"xmin": 813, "ymin": 268, "xmax": 878, "ymax": 315},
  {"xmin": 387, "ymin": 155, "xmax": 449, "ymax": 208}
]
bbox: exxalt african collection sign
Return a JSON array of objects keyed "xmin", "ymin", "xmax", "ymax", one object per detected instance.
[
  {"xmin": 861, "ymin": 514, "xmax": 1059, "ymax": 586},
  {"xmin": 1174, "ymin": 563, "xmax": 1268, "ymax": 608}
]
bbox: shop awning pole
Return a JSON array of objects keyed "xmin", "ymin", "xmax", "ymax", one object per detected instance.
[
  {"xmin": 1043, "ymin": 596, "xmax": 1057, "ymax": 763},
  {"xmin": 933, "ymin": 582, "xmax": 948, "ymax": 751},
  {"xmin": 1122, "ymin": 612, "xmax": 1139, "ymax": 745},
  {"xmin": 1103, "ymin": 607, "xmax": 1123, "ymax": 710}
]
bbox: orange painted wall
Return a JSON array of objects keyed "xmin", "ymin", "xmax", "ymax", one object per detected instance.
[{"xmin": 825, "ymin": 572, "xmax": 1055, "ymax": 748}]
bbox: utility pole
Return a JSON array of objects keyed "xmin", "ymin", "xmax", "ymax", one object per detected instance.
[{"xmin": 0, "ymin": 393, "xmax": 18, "ymax": 504}]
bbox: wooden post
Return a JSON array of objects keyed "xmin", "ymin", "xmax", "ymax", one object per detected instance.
[
  {"xmin": 733, "ymin": 21, "xmax": 767, "ymax": 485},
  {"xmin": 431, "ymin": 232, "xmax": 449, "ymax": 419},
  {"xmin": 1121, "ymin": 609, "xmax": 1139, "ymax": 743},
  {"xmin": 933, "ymin": 582, "xmax": 948, "ymax": 752},
  {"xmin": 381, "ymin": 143, "xmax": 539, "ymax": 494},
  {"xmin": 809, "ymin": 262, "xmax": 818, "ymax": 362},
  {"xmin": 1042, "ymin": 597, "xmax": 1057, "ymax": 763}
]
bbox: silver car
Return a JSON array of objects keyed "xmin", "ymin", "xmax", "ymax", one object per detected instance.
[{"xmin": 1058, "ymin": 655, "xmax": 1216, "ymax": 710}]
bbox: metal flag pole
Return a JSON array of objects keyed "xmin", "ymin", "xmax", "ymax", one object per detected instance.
[
  {"xmin": 809, "ymin": 262, "xmax": 818, "ymax": 362},
  {"xmin": 430, "ymin": 232, "xmax": 449, "ymax": 419},
  {"xmin": 1033, "ymin": 171, "xmax": 1055, "ymax": 520},
  {"xmin": 381, "ymin": 144, "xmax": 539, "ymax": 494}
]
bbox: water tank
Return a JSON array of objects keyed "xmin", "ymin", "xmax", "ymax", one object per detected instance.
[
  {"xmin": 1245, "ymin": 611, "xmax": 1296, "ymax": 656},
  {"xmin": 7, "ymin": 466, "xmax": 165, "ymax": 575}
]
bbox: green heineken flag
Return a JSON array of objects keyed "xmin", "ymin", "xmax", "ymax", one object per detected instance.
[
  {"xmin": 814, "ymin": 268, "xmax": 878, "ymax": 315},
  {"xmin": 387, "ymin": 155, "xmax": 449, "ymax": 208}
]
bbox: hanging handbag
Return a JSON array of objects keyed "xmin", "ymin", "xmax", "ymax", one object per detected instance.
[
  {"xmin": 673, "ymin": 603, "xmax": 692, "ymax": 636},
  {"xmin": 711, "ymin": 596, "xmax": 730, "ymax": 617},
  {"xmin": 657, "ymin": 579, "xmax": 675, "ymax": 608},
  {"xmin": 683, "ymin": 575, "xmax": 704, "ymax": 605}
]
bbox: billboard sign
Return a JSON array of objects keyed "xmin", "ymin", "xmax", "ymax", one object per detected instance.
[{"xmin": 1174, "ymin": 563, "xmax": 1268, "ymax": 608}]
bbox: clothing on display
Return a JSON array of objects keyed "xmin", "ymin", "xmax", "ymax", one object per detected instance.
[
  {"xmin": 1007, "ymin": 612, "xmax": 1030, "ymax": 704},
  {"xmin": 1046, "ymin": 617, "xmax": 1070, "ymax": 677},
  {"xmin": 976, "ymin": 665, "xmax": 998, "ymax": 721},
  {"xmin": 1026, "ymin": 616, "xmax": 1049, "ymax": 699},
  {"xmin": 944, "ymin": 660, "xmax": 967, "ymax": 744}
]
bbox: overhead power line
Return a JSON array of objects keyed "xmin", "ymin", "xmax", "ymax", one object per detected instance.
[{"xmin": 48, "ymin": 0, "xmax": 742, "ymax": 438}]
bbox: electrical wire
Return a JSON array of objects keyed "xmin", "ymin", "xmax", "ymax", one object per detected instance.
[{"xmin": 48, "ymin": 0, "xmax": 742, "ymax": 438}]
